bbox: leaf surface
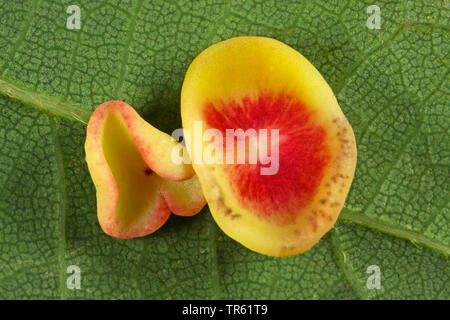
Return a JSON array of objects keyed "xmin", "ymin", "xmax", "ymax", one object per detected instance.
[{"xmin": 0, "ymin": 0, "xmax": 448, "ymax": 299}]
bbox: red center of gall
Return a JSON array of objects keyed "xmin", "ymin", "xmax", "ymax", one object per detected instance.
[{"xmin": 203, "ymin": 92, "xmax": 330, "ymax": 224}]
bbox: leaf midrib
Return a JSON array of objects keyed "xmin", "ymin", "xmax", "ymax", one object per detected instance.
[{"xmin": 0, "ymin": 76, "xmax": 91, "ymax": 124}]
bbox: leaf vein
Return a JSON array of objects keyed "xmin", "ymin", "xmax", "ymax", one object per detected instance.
[
  {"xmin": 341, "ymin": 209, "xmax": 449, "ymax": 256},
  {"xmin": 114, "ymin": 0, "xmax": 144, "ymax": 99},
  {"xmin": 329, "ymin": 229, "xmax": 368, "ymax": 299},
  {"xmin": 49, "ymin": 117, "xmax": 68, "ymax": 300}
]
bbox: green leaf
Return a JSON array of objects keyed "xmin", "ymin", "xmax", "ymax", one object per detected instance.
[{"xmin": 0, "ymin": 0, "xmax": 448, "ymax": 299}]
